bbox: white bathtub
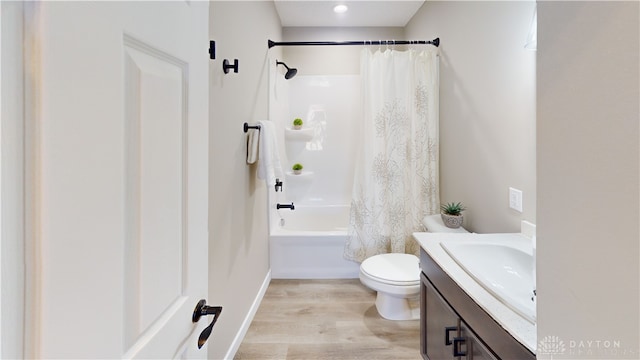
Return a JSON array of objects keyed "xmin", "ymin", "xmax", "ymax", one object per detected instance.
[{"xmin": 269, "ymin": 205, "xmax": 360, "ymax": 279}]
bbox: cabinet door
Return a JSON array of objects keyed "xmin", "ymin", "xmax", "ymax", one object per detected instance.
[
  {"xmin": 421, "ymin": 274, "xmax": 461, "ymax": 360},
  {"xmin": 459, "ymin": 322, "xmax": 499, "ymax": 360}
]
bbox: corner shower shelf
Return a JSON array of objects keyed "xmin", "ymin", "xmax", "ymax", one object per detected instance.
[
  {"xmin": 285, "ymin": 127, "xmax": 314, "ymax": 142},
  {"xmin": 285, "ymin": 171, "xmax": 315, "ymax": 184},
  {"xmin": 286, "ymin": 170, "xmax": 314, "ymax": 177}
]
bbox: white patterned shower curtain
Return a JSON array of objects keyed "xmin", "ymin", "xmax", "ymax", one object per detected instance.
[{"xmin": 344, "ymin": 47, "xmax": 440, "ymax": 263}]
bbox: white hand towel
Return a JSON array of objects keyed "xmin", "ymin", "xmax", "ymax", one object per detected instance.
[
  {"xmin": 256, "ymin": 120, "xmax": 283, "ymax": 186},
  {"xmin": 246, "ymin": 129, "xmax": 259, "ymax": 164}
]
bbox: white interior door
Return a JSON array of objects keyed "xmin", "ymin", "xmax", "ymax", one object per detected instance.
[{"xmin": 27, "ymin": 2, "xmax": 210, "ymax": 358}]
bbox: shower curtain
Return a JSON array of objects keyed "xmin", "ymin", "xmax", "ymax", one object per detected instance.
[{"xmin": 344, "ymin": 47, "xmax": 440, "ymax": 263}]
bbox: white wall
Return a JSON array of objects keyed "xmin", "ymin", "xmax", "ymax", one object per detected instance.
[
  {"xmin": 0, "ymin": 2, "xmax": 25, "ymax": 358},
  {"xmin": 537, "ymin": 2, "xmax": 639, "ymax": 358},
  {"xmin": 405, "ymin": 1, "xmax": 537, "ymax": 233},
  {"xmin": 209, "ymin": 2, "xmax": 281, "ymax": 359}
]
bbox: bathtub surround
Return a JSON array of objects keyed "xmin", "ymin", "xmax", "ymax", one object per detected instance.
[
  {"xmin": 345, "ymin": 47, "xmax": 440, "ymax": 262},
  {"xmin": 268, "ymin": 75, "xmax": 361, "ymax": 279},
  {"xmin": 277, "ymin": 75, "xmax": 359, "ymax": 206}
]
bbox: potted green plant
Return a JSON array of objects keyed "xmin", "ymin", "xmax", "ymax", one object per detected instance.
[
  {"xmin": 293, "ymin": 118, "xmax": 303, "ymax": 130},
  {"xmin": 440, "ymin": 202, "xmax": 466, "ymax": 229},
  {"xmin": 292, "ymin": 163, "xmax": 303, "ymax": 175}
]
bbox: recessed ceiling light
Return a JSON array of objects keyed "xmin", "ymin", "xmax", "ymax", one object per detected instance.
[{"xmin": 333, "ymin": 4, "xmax": 348, "ymax": 13}]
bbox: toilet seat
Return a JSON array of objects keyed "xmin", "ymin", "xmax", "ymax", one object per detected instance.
[{"xmin": 360, "ymin": 253, "xmax": 420, "ymax": 286}]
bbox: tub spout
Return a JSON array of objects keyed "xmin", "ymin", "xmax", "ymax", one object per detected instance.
[{"xmin": 277, "ymin": 202, "xmax": 295, "ymax": 210}]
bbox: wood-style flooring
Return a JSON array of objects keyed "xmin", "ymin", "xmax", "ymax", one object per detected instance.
[{"xmin": 234, "ymin": 279, "xmax": 421, "ymax": 360}]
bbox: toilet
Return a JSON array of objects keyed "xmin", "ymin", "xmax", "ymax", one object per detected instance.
[
  {"xmin": 360, "ymin": 253, "xmax": 421, "ymax": 320},
  {"xmin": 359, "ymin": 214, "xmax": 469, "ymax": 320}
]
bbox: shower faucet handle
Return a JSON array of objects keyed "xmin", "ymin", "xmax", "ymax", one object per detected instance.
[{"xmin": 275, "ymin": 178, "xmax": 283, "ymax": 192}]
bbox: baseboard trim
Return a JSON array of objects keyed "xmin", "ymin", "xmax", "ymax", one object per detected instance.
[{"xmin": 223, "ymin": 269, "xmax": 271, "ymax": 360}]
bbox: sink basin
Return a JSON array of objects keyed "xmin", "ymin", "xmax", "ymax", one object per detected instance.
[{"xmin": 441, "ymin": 239, "xmax": 536, "ymax": 324}]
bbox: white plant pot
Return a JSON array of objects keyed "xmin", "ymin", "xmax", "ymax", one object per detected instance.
[
  {"xmin": 293, "ymin": 125, "xmax": 302, "ymax": 130},
  {"xmin": 293, "ymin": 169, "xmax": 302, "ymax": 175}
]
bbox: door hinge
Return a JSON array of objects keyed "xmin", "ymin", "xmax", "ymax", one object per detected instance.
[{"xmin": 209, "ymin": 40, "xmax": 215, "ymax": 60}]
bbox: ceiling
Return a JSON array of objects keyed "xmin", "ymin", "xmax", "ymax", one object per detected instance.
[{"xmin": 274, "ymin": 1, "xmax": 426, "ymax": 27}]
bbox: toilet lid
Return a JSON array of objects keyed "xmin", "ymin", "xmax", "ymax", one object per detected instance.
[{"xmin": 361, "ymin": 253, "xmax": 420, "ymax": 286}]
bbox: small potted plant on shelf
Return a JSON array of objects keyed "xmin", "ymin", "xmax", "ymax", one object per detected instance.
[
  {"xmin": 293, "ymin": 118, "xmax": 303, "ymax": 130},
  {"xmin": 440, "ymin": 202, "xmax": 466, "ymax": 229},
  {"xmin": 292, "ymin": 163, "xmax": 303, "ymax": 175}
]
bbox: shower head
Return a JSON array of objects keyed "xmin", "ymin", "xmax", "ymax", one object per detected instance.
[{"xmin": 276, "ymin": 60, "xmax": 297, "ymax": 80}]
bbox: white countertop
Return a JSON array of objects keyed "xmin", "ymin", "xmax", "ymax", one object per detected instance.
[{"xmin": 414, "ymin": 232, "xmax": 537, "ymax": 354}]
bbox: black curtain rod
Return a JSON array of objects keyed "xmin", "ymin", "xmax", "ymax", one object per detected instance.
[{"xmin": 268, "ymin": 38, "xmax": 439, "ymax": 49}]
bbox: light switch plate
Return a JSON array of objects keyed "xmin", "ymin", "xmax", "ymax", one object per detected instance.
[{"xmin": 509, "ymin": 187, "xmax": 523, "ymax": 212}]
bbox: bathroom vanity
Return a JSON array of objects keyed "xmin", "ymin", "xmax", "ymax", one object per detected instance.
[{"xmin": 416, "ymin": 232, "xmax": 536, "ymax": 360}]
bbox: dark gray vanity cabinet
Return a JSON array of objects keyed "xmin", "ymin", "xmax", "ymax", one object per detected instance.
[
  {"xmin": 421, "ymin": 273, "xmax": 498, "ymax": 360},
  {"xmin": 420, "ymin": 249, "xmax": 536, "ymax": 360},
  {"xmin": 422, "ymin": 273, "xmax": 461, "ymax": 359},
  {"xmin": 459, "ymin": 321, "xmax": 498, "ymax": 360}
]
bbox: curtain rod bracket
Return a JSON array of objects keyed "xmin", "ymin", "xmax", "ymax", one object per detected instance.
[{"xmin": 223, "ymin": 59, "xmax": 239, "ymax": 74}]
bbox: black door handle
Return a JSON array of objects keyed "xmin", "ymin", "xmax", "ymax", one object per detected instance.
[{"xmin": 192, "ymin": 299, "xmax": 223, "ymax": 349}]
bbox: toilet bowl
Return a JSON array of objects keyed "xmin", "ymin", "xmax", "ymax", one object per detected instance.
[
  {"xmin": 360, "ymin": 253, "xmax": 421, "ymax": 320},
  {"xmin": 360, "ymin": 214, "xmax": 469, "ymax": 320}
]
